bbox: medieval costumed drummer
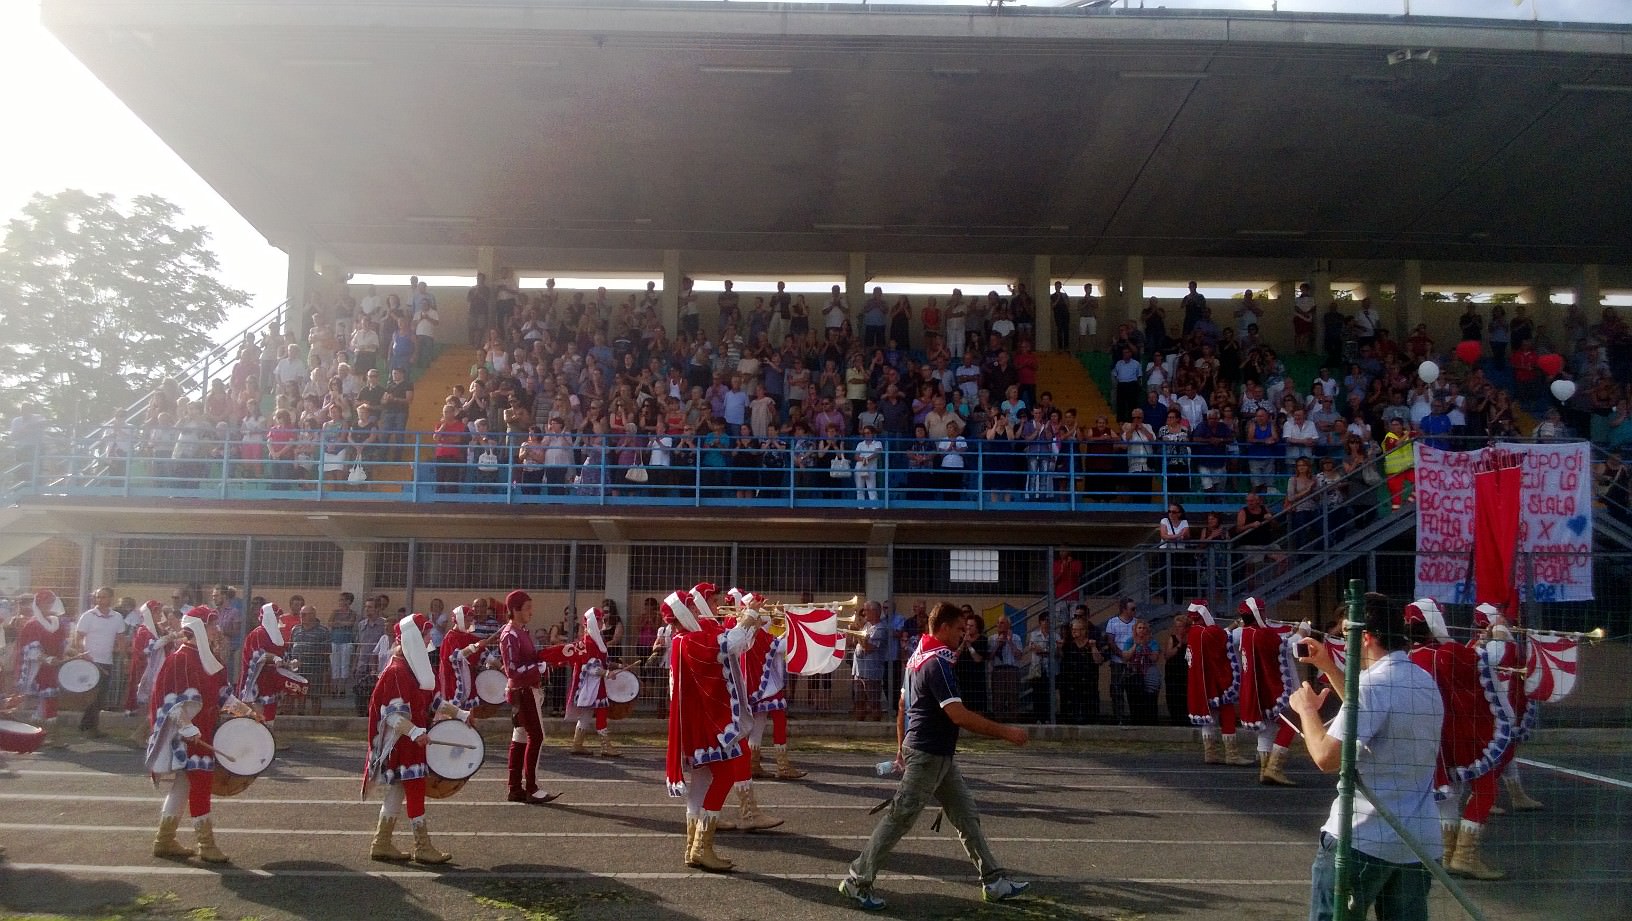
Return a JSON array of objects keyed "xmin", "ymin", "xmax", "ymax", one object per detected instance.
[
  {"xmin": 124, "ymin": 600, "xmax": 176, "ymax": 716},
  {"xmin": 1185, "ymin": 601, "xmax": 1254, "ymax": 767},
  {"xmin": 10, "ymin": 590, "xmax": 68, "ymax": 730},
  {"xmin": 1234, "ymin": 596, "xmax": 1302, "ymax": 786},
  {"xmin": 363, "ymin": 612, "xmax": 470, "ymax": 864},
  {"xmin": 144, "ymin": 608, "xmax": 257, "ymax": 863},
  {"xmin": 566, "ymin": 606, "xmax": 619, "ymax": 758}
]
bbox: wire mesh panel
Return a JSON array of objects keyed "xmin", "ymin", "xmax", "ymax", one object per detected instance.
[
  {"xmin": 735, "ymin": 545, "xmax": 865, "ymax": 598},
  {"xmin": 628, "ymin": 544, "xmax": 732, "ymax": 594}
]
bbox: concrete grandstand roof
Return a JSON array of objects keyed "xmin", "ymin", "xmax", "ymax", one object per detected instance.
[{"xmin": 42, "ymin": 1, "xmax": 1632, "ymax": 281}]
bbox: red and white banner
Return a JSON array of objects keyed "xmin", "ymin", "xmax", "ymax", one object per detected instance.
[{"xmin": 1414, "ymin": 442, "xmax": 1593, "ymax": 603}]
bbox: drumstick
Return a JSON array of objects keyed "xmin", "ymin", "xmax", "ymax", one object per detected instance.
[{"xmin": 425, "ymin": 739, "xmax": 473, "ymax": 749}]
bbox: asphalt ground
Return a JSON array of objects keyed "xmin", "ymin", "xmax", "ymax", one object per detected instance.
[{"xmin": 0, "ymin": 728, "xmax": 1626, "ymax": 921}]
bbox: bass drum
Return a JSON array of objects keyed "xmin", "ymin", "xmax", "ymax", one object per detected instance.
[
  {"xmin": 472, "ymin": 669, "xmax": 507, "ymax": 719},
  {"xmin": 56, "ymin": 658, "xmax": 102, "ymax": 712},
  {"xmin": 210, "ymin": 717, "xmax": 277, "ymax": 797},
  {"xmin": 424, "ymin": 719, "xmax": 484, "ymax": 799},
  {"xmin": 0, "ymin": 718, "xmax": 46, "ymax": 754},
  {"xmin": 604, "ymin": 670, "xmax": 640, "ymax": 721}
]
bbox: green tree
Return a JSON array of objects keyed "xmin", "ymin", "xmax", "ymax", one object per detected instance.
[{"xmin": 0, "ymin": 190, "xmax": 249, "ymax": 426}]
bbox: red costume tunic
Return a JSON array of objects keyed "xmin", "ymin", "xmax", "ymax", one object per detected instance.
[
  {"xmin": 1185, "ymin": 621, "xmax": 1240, "ymax": 725},
  {"xmin": 665, "ymin": 620, "xmax": 752, "ymax": 795},
  {"xmin": 124, "ymin": 624, "xmax": 170, "ymax": 711},
  {"xmin": 743, "ymin": 630, "xmax": 788, "ymax": 714},
  {"xmin": 144, "ymin": 642, "xmax": 231, "ymax": 774},
  {"xmin": 566, "ymin": 643, "xmax": 610, "ymax": 715},
  {"xmin": 238, "ymin": 624, "xmax": 287, "ymax": 709},
  {"xmin": 437, "ymin": 627, "xmax": 482, "ymax": 708},
  {"xmin": 11, "ymin": 614, "xmax": 67, "ymax": 701},
  {"xmin": 1237, "ymin": 624, "xmax": 1295, "ymax": 730},
  {"xmin": 1411, "ymin": 640, "xmax": 1506, "ymax": 788},
  {"xmin": 364, "ymin": 655, "xmax": 440, "ymax": 787}
]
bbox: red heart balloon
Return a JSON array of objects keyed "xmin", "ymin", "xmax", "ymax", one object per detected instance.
[
  {"xmin": 1537, "ymin": 353, "xmax": 1565, "ymax": 377},
  {"xmin": 1454, "ymin": 341, "xmax": 1482, "ymax": 366}
]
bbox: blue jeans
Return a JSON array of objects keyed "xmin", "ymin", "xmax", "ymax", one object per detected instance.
[{"xmin": 1310, "ymin": 832, "xmax": 1431, "ymax": 921}]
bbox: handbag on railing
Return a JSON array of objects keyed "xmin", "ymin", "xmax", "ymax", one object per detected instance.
[
  {"xmin": 829, "ymin": 457, "xmax": 853, "ymax": 479},
  {"xmin": 1360, "ymin": 460, "xmax": 1382, "ymax": 486},
  {"xmin": 348, "ymin": 464, "xmax": 368, "ymax": 484},
  {"xmin": 624, "ymin": 466, "xmax": 650, "ymax": 483},
  {"xmin": 477, "ymin": 450, "xmax": 499, "ymax": 474}
]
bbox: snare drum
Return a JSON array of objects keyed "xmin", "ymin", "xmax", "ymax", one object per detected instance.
[
  {"xmin": 275, "ymin": 666, "xmax": 309, "ymax": 697},
  {"xmin": 210, "ymin": 717, "xmax": 277, "ymax": 797},
  {"xmin": 57, "ymin": 658, "xmax": 101, "ymax": 693},
  {"xmin": 0, "ymin": 718, "xmax": 45, "ymax": 754},
  {"xmin": 424, "ymin": 719, "xmax": 485, "ymax": 799},
  {"xmin": 472, "ymin": 669, "xmax": 508, "ymax": 719},
  {"xmin": 604, "ymin": 670, "xmax": 641, "ymax": 721}
]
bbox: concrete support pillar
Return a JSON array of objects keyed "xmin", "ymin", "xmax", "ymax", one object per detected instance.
[
  {"xmin": 1575, "ymin": 265, "xmax": 1602, "ymax": 310},
  {"xmin": 602, "ymin": 544, "xmax": 631, "ymax": 617},
  {"xmin": 339, "ymin": 543, "xmax": 371, "ymax": 611},
  {"xmin": 1524, "ymin": 283, "xmax": 1557, "ymax": 348},
  {"xmin": 1396, "ymin": 260, "xmax": 1424, "ymax": 340},
  {"xmin": 661, "ymin": 249, "xmax": 682, "ymax": 335},
  {"xmin": 476, "ymin": 245, "xmax": 497, "ymax": 281},
  {"xmin": 847, "ymin": 252, "xmax": 869, "ymax": 315},
  {"xmin": 1122, "ymin": 255, "xmax": 1144, "ymax": 331},
  {"xmin": 1030, "ymin": 255, "xmax": 1053, "ymax": 349},
  {"xmin": 285, "ymin": 241, "xmax": 315, "ymax": 342},
  {"xmin": 1275, "ymin": 281, "xmax": 1298, "ymax": 352},
  {"xmin": 864, "ymin": 524, "xmax": 895, "ymax": 606}
]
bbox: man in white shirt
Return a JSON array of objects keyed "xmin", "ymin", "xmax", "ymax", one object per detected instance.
[
  {"xmin": 1282, "ymin": 409, "xmax": 1319, "ymax": 461},
  {"xmin": 71, "ymin": 586, "xmax": 127, "ymax": 737},
  {"xmin": 1173, "ymin": 384, "xmax": 1209, "ymax": 430},
  {"xmin": 1101, "ymin": 599, "xmax": 1138, "ymax": 725},
  {"xmin": 1291, "ymin": 594, "xmax": 1443, "ymax": 921}
]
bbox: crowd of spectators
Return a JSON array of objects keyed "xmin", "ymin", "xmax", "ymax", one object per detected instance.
[{"xmin": 22, "ymin": 272, "xmax": 1632, "ymax": 512}]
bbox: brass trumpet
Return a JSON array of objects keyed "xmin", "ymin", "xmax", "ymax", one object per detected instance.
[{"xmin": 717, "ymin": 595, "xmax": 868, "ymax": 638}]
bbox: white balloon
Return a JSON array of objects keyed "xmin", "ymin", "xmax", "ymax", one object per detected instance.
[
  {"xmin": 1551, "ymin": 379, "xmax": 1577, "ymax": 402},
  {"xmin": 1417, "ymin": 361, "xmax": 1440, "ymax": 384}
]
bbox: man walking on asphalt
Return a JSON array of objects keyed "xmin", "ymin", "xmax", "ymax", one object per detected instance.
[{"xmin": 840, "ymin": 601, "xmax": 1031, "ymax": 910}]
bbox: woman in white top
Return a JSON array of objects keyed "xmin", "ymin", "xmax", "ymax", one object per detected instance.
[
  {"xmin": 946, "ymin": 289, "xmax": 968, "ymax": 358},
  {"xmin": 853, "ymin": 425, "xmax": 884, "ymax": 504},
  {"xmin": 936, "ymin": 418, "xmax": 968, "ymax": 501},
  {"xmin": 1122, "ymin": 409, "xmax": 1156, "ymax": 497},
  {"xmin": 1158, "ymin": 503, "xmax": 1190, "ymax": 547}
]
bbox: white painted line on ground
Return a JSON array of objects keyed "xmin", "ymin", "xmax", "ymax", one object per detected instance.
[
  {"xmin": 1518, "ymin": 757, "xmax": 1632, "ymax": 791},
  {"xmin": 0, "ymin": 863, "xmax": 1327, "ymax": 886},
  {"xmin": 0, "ymin": 823, "xmax": 1314, "ymax": 845},
  {"xmin": 0, "ymin": 793, "xmax": 1321, "ymax": 815}
]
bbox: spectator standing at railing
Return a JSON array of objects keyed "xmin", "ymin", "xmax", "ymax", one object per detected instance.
[
  {"xmin": 1051, "ymin": 550, "xmax": 1082, "ymax": 609},
  {"xmin": 1119, "ymin": 619, "xmax": 1162, "ymax": 726},
  {"xmin": 1024, "ymin": 613, "xmax": 1054, "ymax": 724},
  {"xmin": 1381, "ymin": 418, "xmax": 1415, "ymax": 510},
  {"xmin": 1102, "ymin": 599, "xmax": 1137, "ymax": 726},
  {"xmin": 953, "ymin": 613, "xmax": 989, "ymax": 715},
  {"xmin": 432, "ymin": 404, "xmax": 468, "ymax": 493},
  {"xmin": 1057, "ymin": 610, "xmax": 1101, "ymax": 724},
  {"xmin": 850, "ymin": 602, "xmax": 886, "ymax": 721},
  {"xmin": 986, "ymin": 614, "xmax": 1023, "ymax": 722},
  {"xmin": 1163, "ymin": 612, "xmax": 1191, "ymax": 726},
  {"xmin": 1245, "ymin": 407, "xmax": 1280, "ymax": 493},
  {"xmin": 1285, "ymin": 457, "xmax": 1320, "ymax": 538}
]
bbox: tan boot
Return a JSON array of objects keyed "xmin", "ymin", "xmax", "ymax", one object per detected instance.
[
  {"xmin": 750, "ymin": 747, "xmax": 769, "ymax": 779},
  {"xmin": 1203, "ymin": 736, "xmax": 1224, "ymax": 764},
  {"xmin": 410, "ymin": 818, "xmax": 452, "ymax": 865},
  {"xmin": 685, "ymin": 814, "xmax": 735, "ymax": 873},
  {"xmin": 683, "ymin": 816, "xmax": 697, "ymax": 864},
  {"xmin": 1440, "ymin": 825, "xmax": 1458, "ymax": 866},
  {"xmin": 1260, "ymin": 748, "xmax": 1297, "ymax": 787},
  {"xmin": 774, "ymin": 745, "xmax": 807, "ymax": 780},
  {"xmin": 570, "ymin": 725, "xmax": 590, "ymax": 755},
  {"xmin": 1505, "ymin": 776, "xmax": 1544, "ymax": 811},
  {"xmin": 193, "ymin": 817, "xmax": 229, "ymax": 864},
  {"xmin": 737, "ymin": 787, "xmax": 785, "ymax": 832},
  {"xmin": 370, "ymin": 816, "xmax": 410, "ymax": 862},
  {"xmin": 598, "ymin": 731, "xmax": 621, "ymax": 758},
  {"xmin": 152, "ymin": 815, "xmax": 192, "ymax": 859},
  {"xmin": 1223, "ymin": 735, "xmax": 1256, "ymax": 766},
  {"xmin": 1448, "ymin": 825, "xmax": 1505, "ymax": 881}
]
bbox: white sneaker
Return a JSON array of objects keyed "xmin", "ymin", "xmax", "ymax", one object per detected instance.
[
  {"xmin": 838, "ymin": 877, "xmax": 886, "ymax": 911},
  {"xmin": 982, "ymin": 877, "xmax": 1032, "ymax": 902}
]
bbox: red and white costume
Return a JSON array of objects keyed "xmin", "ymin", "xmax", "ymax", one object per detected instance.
[
  {"xmin": 124, "ymin": 600, "xmax": 174, "ymax": 712},
  {"xmin": 566, "ymin": 606, "xmax": 613, "ymax": 737},
  {"xmin": 665, "ymin": 586, "xmax": 756, "ymax": 821},
  {"xmin": 436, "ymin": 605, "xmax": 486, "ymax": 709},
  {"xmin": 238, "ymin": 603, "xmax": 290, "ymax": 722},
  {"xmin": 1405, "ymin": 600, "xmax": 1506, "ymax": 829},
  {"xmin": 1184, "ymin": 601, "xmax": 1251, "ymax": 766},
  {"xmin": 729, "ymin": 587, "xmax": 804, "ymax": 782},
  {"xmin": 364, "ymin": 613, "xmax": 466, "ymax": 863},
  {"xmin": 1234, "ymin": 597, "xmax": 1300, "ymax": 770},
  {"xmin": 10, "ymin": 591, "xmax": 68, "ymax": 724},
  {"xmin": 144, "ymin": 610, "xmax": 251, "ymax": 860},
  {"xmin": 1473, "ymin": 601, "xmax": 1544, "ymax": 813}
]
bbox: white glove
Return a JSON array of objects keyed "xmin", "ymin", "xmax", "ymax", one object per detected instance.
[
  {"xmin": 178, "ymin": 724, "xmax": 201, "ymax": 740},
  {"xmin": 408, "ymin": 727, "xmax": 427, "ymax": 742},
  {"xmin": 461, "ymin": 645, "xmax": 482, "ymax": 659}
]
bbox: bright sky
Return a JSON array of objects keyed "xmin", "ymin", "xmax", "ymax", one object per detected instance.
[{"xmin": 4, "ymin": 0, "xmax": 1627, "ymax": 341}]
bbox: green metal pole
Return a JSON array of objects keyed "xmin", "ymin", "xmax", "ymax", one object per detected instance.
[{"xmin": 1333, "ymin": 578, "xmax": 1366, "ymax": 921}]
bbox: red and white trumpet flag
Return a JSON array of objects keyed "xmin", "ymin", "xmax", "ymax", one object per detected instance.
[
  {"xmin": 780, "ymin": 604, "xmax": 842, "ymax": 676},
  {"xmin": 1524, "ymin": 632, "xmax": 1581, "ymax": 703}
]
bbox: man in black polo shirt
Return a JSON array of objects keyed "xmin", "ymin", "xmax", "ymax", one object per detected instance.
[{"xmin": 840, "ymin": 602, "xmax": 1031, "ymax": 911}]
